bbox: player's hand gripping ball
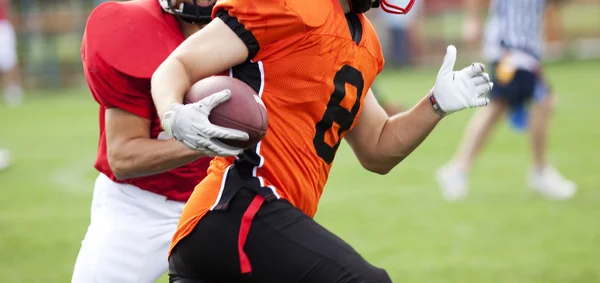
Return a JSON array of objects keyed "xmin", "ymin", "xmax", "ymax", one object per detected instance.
[
  {"xmin": 161, "ymin": 76, "xmax": 268, "ymax": 157},
  {"xmin": 185, "ymin": 76, "xmax": 268, "ymax": 149}
]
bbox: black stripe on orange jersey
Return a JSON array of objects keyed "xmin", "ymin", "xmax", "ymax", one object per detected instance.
[
  {"xmin": 215, "ymin": 9, "xmax": 259, "ymax": 61},
  {"xmin": 231, "ymin": 62, "xmax": 262, "ymax": 96},
  {"xmin": 211, "ymin": 7, "xmax": 277, "ymax": 210},
  {"xmin": 209, "ymin": 12, "xmax": 277, "ymax": 274},
  {"xmin": 214, "ymin": 61, "xmax": 278, "ymax": 274},
  {"xmin": 345, "ymin": 13, "xmax": 363, "ymax": 45},
  {"xmin": 211, "ymin": 61, "xmax": 276, "ymax": 210},
  {"xmin": 212, "ymin": 60, "xmax": 277, "ymax": 275}
]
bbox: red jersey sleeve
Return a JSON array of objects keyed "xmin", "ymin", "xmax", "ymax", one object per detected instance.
[
  {"xmin": 212, "ymin": 0, "xmax": 329, "ymax": 60},
  {"xmin": 83, "ymin": 63, "xmax": 155, "ymax": 119},
  {"xmin": 81, "ymin": 1, "xmax": 168, "ymax": 119}
]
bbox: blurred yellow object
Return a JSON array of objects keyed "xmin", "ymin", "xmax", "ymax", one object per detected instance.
[{"xmin": 495, "ymin": 57, "xmax": 517, "ymax": 86}]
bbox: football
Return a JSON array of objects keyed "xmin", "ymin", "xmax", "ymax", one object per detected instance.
[{"xmin": 184, "ymin": 76, "xmax": 268, "ymax": 149}]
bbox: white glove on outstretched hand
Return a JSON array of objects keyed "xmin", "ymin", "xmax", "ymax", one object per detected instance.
[
  {"xmin": 161, "ymin": 89, "xmax": 249, "ymax": 157},
  {"xmin": 431, "ymin": 45, "xmax": 494, "ymax": 115}
]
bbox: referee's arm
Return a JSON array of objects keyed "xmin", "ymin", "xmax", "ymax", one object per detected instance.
[{"xmin": 462, "ymin": 0, "xmax": 485, "ymax": 44}]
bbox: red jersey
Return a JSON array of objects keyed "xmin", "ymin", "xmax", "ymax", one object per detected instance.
[
  {"xmin": 0, "ymin": 0, "xmax": 9, "ymax": 21},
  {"xmin": 172, "ymin": 0, "xmax": 384, "ymax": 249},
  {"xmin": 81, "ymin": 0, "xmax": 211, "ymax": 202}
]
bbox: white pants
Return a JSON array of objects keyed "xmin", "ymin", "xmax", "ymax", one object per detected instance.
[
  {"xmin": 0, "ymin": 20, "xmax": 17, "ymax": 72},
  {"xmin": 71, "ymin": 174, "xmax": 185, "ymax": 283}
]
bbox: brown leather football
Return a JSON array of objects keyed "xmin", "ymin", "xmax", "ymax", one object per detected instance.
[{"xmin": 184, "ymin": 76, "xmax": 268, "ymax": 149}]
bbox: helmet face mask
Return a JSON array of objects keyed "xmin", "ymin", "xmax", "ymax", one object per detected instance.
[
  {"xmin": 350, "ymin": 0, "xmax": 415, "ymax": 14},
  {"xmin": 158, "ymin": 0, "xmax": 215, "ymax": 25}
]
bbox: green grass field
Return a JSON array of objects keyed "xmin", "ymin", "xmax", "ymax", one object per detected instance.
[{"xmin": 1, "ymin": 60, "xmax": 599, "ymax": 283}]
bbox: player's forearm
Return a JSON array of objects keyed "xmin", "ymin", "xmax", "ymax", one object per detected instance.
[
  {"xmin": 370, "ymin": 95, "xmax": 442, "ymax": 173},
  {"xmin": 152, "ymin": 18, "xmax": 249, "ymax": 120},
  {"xmin": 151, "ymin": 57, "xmax": 192, "ymax": 119},
  {"xmin": 109, "ymin": 138, "xmax": 204, "ymax": 180}
]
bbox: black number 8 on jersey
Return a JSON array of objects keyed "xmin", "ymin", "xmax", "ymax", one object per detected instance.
[{"xmin": 313, "ymin": 65, "xmax": 365, "ymax": 165}]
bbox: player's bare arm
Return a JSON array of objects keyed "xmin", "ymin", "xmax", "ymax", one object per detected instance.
[
  {"xmin": 151, "ymin": 17, "xmax": 251, "ymax": 156},
  {"xmin": 105, "ymin": 107, "xmax": 203, "ymax": 180},
  {"xmin": 346, "ymin": 89, "xmax": 441, "ymax": 174},
  {"xmin": 346, "ymin": 45, "xmax": 493, "ymax": 174},
  {"xmin": 462, "ymin": 0, "xmax": 483, "ymax": 43},
  {"xmin": 152, "ymin": 18, "xmax": 247, "ymax": 118}
]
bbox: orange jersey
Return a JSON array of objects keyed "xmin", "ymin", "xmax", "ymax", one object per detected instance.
[{"xmin": 172, "ymin": 0, "xmax": 384, "ymax": 249}]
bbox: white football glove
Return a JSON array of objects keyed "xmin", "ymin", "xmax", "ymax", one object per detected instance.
[
  {"xmin": 431, "ymin": 45, "xmax": 494, "ymax": 116},
  {"xmin": 161, "ymin": 89, "xmax": 249, "ymax": 157}
]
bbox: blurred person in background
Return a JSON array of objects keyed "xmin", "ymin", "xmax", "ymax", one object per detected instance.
[
  {"xmin": 436, "ymin": 0, "xmax": 576, "ymax": 201},
  {"xmin": 0, "ymin": 0, "xmax": 23, "ymax": 107},
  {"xmin": 0, "ymin": 0, "xmax": 20, "ymax": 171},
  {"xmin": 70, "ymin": 0, "xmax": 222, "ymax": 282},
  {"xmin": 544, "ymin": 0, "xmax": 569, "ymax": 55},
  {"xmin": 368, "ymin": 0, "xmax": 425, "ymax": 115},
  {"xmin": 378, "ymin": 0, "xmax": 424, "ymax": 68}
]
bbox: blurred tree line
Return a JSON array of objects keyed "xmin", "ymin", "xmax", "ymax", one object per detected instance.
[
  {"xmin": 10, "ymin": 0, "xmax": 103, "ymax": 88},
  {"xmin": 7, "ymin": 0, "xmax": 600, "ymax": 89}
]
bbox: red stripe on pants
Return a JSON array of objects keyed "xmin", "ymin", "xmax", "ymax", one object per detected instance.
[{"xmin": 238, "ymin": 194, "xmax": 264, "ymax": 274}]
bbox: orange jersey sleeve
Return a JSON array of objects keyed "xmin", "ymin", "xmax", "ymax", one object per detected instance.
[{"xmin": 212, "ymin": 0, "xmax": 329, "ymax": 60}]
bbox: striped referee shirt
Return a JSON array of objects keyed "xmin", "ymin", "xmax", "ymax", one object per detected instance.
[{"xmin": 483, "ymin": 0, "xmax": 546, "ymax": 61}]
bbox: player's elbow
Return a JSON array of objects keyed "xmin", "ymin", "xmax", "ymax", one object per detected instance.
[
  {"xmin": 107, "ymin": 152, "xmax": 135, "ymax": 181},
  {"xmin": 358, "ymin": 152, "xmax": 406, "ymax": 175},
  {"xmin": 353, "ymin": 148, "xmax": 393, "ymax": 175},
  {"xmin": 366, "ymin": 165, "xmax": 392, "ymax": 175},
  {"xmin": 111, "ymin": 169, "xmax": 132, "ymax": 181},
  {"xmin": 360, "ymin": 158, "xmax": 398, "ymax": 175},
  {"xmin": 108, "ymin": 161, "xmax": 132, "ymax": 181}
]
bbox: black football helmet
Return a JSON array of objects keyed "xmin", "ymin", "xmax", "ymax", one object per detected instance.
[
  {"xmin": 158, "ymin": 0, "xmax": 215, "ymax": 24},
  {"xmin": 350, "ymin": 0, "xmax": 416, "ymax": 14}
]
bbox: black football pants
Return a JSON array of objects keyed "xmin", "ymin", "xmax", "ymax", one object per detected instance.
[{"xmin": 168, "ymin": 188, "xmax": 391, "ymax": 283}]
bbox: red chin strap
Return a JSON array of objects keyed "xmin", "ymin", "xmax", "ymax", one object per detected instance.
[{"xmin": 380, "ymin": 0, "xmax": 416, "ymax": 14}]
